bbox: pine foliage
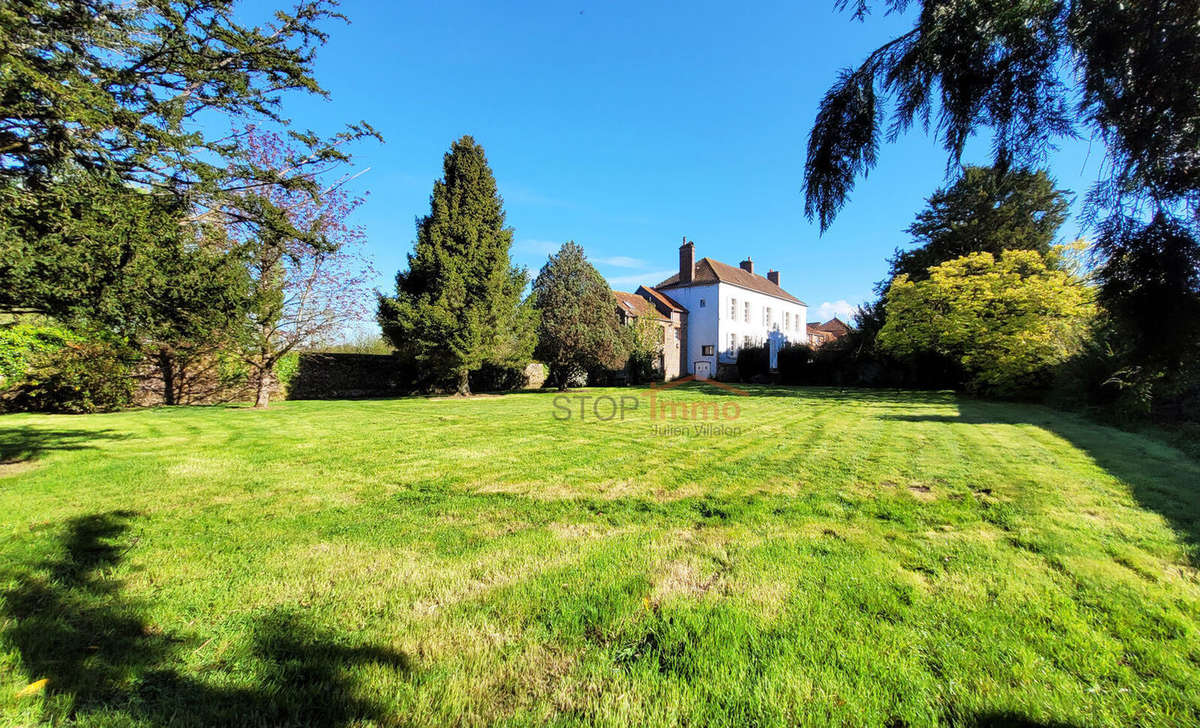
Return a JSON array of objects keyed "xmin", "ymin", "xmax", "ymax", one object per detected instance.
[
  {"xmin": 531, "ymin": 242, "xmax": 624, "ymax": 390},
  {"xmin": 378, "ymin": 136, "xmax": 534, "ymax": 395}
]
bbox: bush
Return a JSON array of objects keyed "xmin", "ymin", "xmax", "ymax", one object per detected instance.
[
  {"xmin": 274, "ymin": 351, "xmax": 300, "ymax": 392},
  {"xmin": 627, "ymin": 349, "xmax": 663, "ymax": 385},
  {"xmin": 0, "ymin": 323, "xmax": 75, "ymax": 384},
  {"xmin": 545, "ymin": 364, "xmax": 588, "ymax": 389},
  {"xmin": 776, "ymin": 345, "xmax": 813, "ymax": 384},
  {"xmin": 736, "ymin": 345, "xmax": 770, "ymax": 382},
  {"xmin": 4, "ymin": 341, "xmax": 135, "ymax": 413}
]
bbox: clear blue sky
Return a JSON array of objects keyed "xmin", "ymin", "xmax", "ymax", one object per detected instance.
[{"xmin": 247, "ymin": 0, "xmax": 1104, "ymax": 325}]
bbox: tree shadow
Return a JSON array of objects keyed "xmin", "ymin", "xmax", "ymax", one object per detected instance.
[
  {"xmin": 957, "ymin": 712, "xmax": 1082, "ymax": 728},
  {"xmin": 0, "ymin": 426, "xmax": 126, "ymax": 465},
  {"xmin": 880, "ymin": 399, "xmax": 1200, "ymax": 565},
  {"xmin": 2, "ymin": 511, "xmax": 411, "ymax": 727}
]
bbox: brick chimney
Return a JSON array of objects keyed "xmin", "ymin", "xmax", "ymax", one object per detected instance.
[
  {"xmin": 767, "ymin": 269, "xmax": 780, "ymax": 287},
  {"xmin": 679, "ymin": 237, "xmax": 694, "ymax": 283},
  {"xmin": 740, "ymin": 257, "xmax": 754, "ymax": 275}
]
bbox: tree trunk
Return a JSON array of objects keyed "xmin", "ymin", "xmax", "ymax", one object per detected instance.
[
  {"xmin": 254, "ymin": 367, "xmax": 272, "ymax": 408},
  {"xmin": 455, "ymin": 369, "xmax": 471, "ymax": 396},
  {"xmin": 158, "ymin": 348, "xmax": 177, "ymax": 406}
]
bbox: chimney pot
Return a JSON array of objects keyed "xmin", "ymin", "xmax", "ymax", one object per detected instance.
[
  {"xmin": 739, "ymin": 257, "xmax": 754, "ymax": 275},
  {"xmin": 767, "ymin": 269, "xmax": 780, "ymax": 286},
  {"xmin": 679, "ymin": 238, "xmax": 695, "ymax": 284}
]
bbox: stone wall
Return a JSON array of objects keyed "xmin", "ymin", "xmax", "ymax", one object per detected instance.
[
  {"xmin": 137, "ymin": 352, "xmax": 546, "ymax": 404},
  {"xmin": 286, "ymin": 353, "xmax": 411, "ymax": 400},
  {"xmin": 133, "ymin": 354, "xmax": 273, "ymax": 406}
]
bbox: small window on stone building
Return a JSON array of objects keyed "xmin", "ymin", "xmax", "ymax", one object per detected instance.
[
  {"xmin": 699, "ymin": 298, "xmax": 706, "ymax": 308},
  {"xmin": 701, "ymin": 345, "xmax": 714, "ymax": 356}
]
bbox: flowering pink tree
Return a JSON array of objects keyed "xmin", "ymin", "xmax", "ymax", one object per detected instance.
[{"xmin": 234, "ymin": 127, "xmax": 375, "ymax": 407}]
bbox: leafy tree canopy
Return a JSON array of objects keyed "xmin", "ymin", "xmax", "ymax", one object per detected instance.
[
  {"xmin": 624, "ymin": 314, "xmax": 665, "ymax": 384},
  {"xmin": 889, "ymin": 165, "xmax": 1069, "ymax": 282},
  {"xmin": 531, "ymin": 242, "xmax": 625, "ymax": 390},
  {"xmin": 879, "ymin": 248, "xmax": 1096, "ymax": 395}
]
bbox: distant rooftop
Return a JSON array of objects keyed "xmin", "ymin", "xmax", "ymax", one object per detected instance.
[{"xmin": 613, "ymin": 290, "xmax": 669, "ymax": 321}]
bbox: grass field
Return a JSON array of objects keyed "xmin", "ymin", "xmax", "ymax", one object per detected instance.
[{"xmin": 1, "ymin": 385, "xmax": 1198, "ymax": 727}]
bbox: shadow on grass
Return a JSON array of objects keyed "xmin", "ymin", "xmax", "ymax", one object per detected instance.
[
  {"xmin": 2, "ymin": 511, "xmax": 410, "ymax": 727},
  {"xmin": 0, "ymin": 426, "xmax": 126, "ymax": 464},
  {"xmin": 882, "ymin": 399, "xmax": 1200, "ymax": 566},
  {"xmin": 961, "ymin": 713, "xmax": 1081, "ymax": 727}
]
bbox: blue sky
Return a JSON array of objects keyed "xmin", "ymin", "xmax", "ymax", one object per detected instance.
[{"xmin": 248, "ymin": 0, "xmax": 1104, "ymax": 325}]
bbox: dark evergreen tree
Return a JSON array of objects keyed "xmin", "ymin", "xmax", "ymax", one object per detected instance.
[
  {"xmin": 377, "ymin": 136, "xmax": 534, "ymax": 395},
  {"xmin": 531, "ymin": 242, "xmax": 625, "ymax": 390},
  {"xmin": 0, "ymin": 0, "xmax": 377, "ymax": 321},
  {"xmin": 0, "ymin": 0, "xmax": 373, "ymax": 206},
  {"xmin": 889, "ymin": 166, "xmax": 1069, "ymax": 282},
  {"xmin": 1096, "ymin": 213, "xmax": 1200, "ymax": 375},
  {"xmin": 0, "ymin": 173, "xmax": 249, "ymax": 402}
]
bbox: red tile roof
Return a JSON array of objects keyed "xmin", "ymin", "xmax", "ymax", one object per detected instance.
[
  {"xmin": 613, "ymin": 290, "xmax": 669, "ymax": 321},
  {"xmin": 815, "ymin": 317, "xmax": 852, "ymax": 336},
  {"xmin": 637, "ymin": 285, "xmax": 685, "ymax": 313},
  {"xmin": 655, "ymin": 257, "xmax": 806, "ymax": 305}
]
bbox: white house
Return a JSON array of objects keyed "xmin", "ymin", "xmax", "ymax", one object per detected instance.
[{"xmin": 634, "ymin": 239, "xmax": 808, "ymax": 379}]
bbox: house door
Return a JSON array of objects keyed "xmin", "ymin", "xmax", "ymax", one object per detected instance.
[{"xmin": 694, "ymin": 361, "xmax": 711, "ymax": 380}]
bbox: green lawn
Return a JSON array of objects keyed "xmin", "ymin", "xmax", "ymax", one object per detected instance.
[{"xmin": 1, "ymin": 386, "xmax": 1198, "ymax": 727}]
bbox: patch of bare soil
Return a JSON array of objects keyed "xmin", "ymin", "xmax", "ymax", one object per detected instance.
[
  {"xmin": 651, "ymin": 560, "xmax": 725, "ymax": 605},
  {"xmin": 0, "ymin": 460, "xmax": 36, "ymax": 477},
  {"xmin": 908, "ymin": 484, "xmax": 936, "ymax": 501}
]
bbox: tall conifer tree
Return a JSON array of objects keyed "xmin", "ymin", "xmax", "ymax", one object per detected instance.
[
  {"xmin": 378, "ymin": 136, "xmax": 533, "ymax": 395},
  {"xmin": 531, "ymin": 242, "xmax": 625, "ymax": 390}
]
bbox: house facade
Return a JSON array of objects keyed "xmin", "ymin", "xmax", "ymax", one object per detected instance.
[
  {"xmin": 631, "ymin": 239, "xmax": 808, "ymax": 379},
  {"xmin": 612, "ymin": 289, "xmax": 685, "ymax": 380}
]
